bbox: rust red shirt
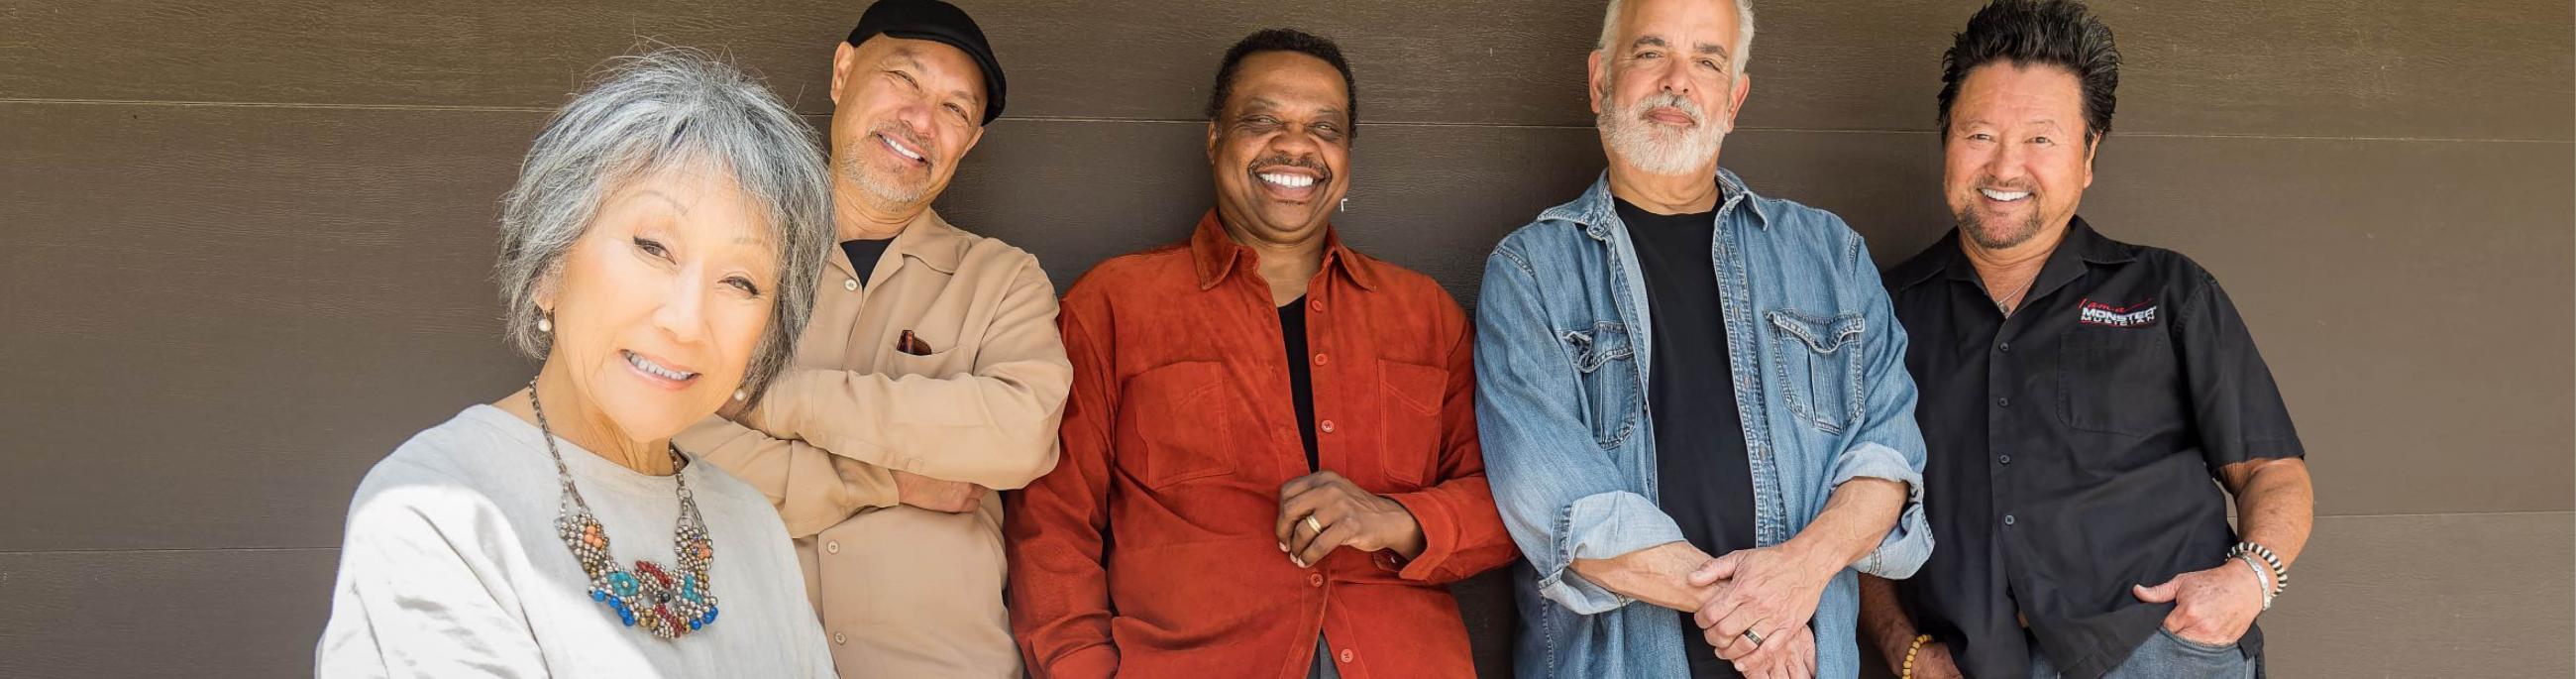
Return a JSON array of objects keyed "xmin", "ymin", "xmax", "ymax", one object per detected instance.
[{"xmin": 1007, "ymin": 211, "xmax": 1518, "ymax": 679}]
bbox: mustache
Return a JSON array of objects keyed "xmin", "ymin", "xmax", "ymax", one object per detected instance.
[
  {"xmin": 1632, "ymin": 92, "xmax": 1705, "ymax": 124},
  {"xmin": 866, "ymin": 122, "xmax": 933, "ymax": 168},
  {"xmin": 1975, "ymin": 177, "xmax": 2036, "ymax": 192},
  {"xmin": 1247, "ymin": 154, "xmax": 1332, "ymax": 181}
]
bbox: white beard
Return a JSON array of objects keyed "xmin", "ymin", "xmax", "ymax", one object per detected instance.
[
  {"xmin": 841, "ymin": 150, "xmax": 929, "ymax": 206},
  {"xmin": 1598, "ymin": 90, "xmax": 1727, "ymax": 176},
  {"xmin": 841, "ymin": 124, "xmax": 933, "ymax": 206}
]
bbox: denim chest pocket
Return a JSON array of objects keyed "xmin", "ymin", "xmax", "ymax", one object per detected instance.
[
  {"xmin": 1561, "ymin": 321, "xmax": 1642, "ymax": 448},
  {"xmin": 1767, "ymin": 309, "xmax": 1865, "ymax": 435}
]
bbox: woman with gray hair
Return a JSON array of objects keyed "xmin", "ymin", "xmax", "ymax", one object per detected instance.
[{"xmin": 316, "ymin": 49, "xmax": 836, "ymax": 677}]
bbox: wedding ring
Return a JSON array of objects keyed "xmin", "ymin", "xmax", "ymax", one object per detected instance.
[
  {"xmin": 1304, "ymin": 515, "xmax": 1325, "ymax": 534},
  {"xmin": 1741, "ymin": 628, "xmax": 1766, "ymax": 646}
]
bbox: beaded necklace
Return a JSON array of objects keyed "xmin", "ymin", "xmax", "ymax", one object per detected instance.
[{"xmin": 528, "ymin": 380, "xmax": 720, "ymax": 638}]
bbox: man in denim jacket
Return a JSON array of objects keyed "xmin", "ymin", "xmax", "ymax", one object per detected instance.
[{"xmin": 1475, "ymin": 0, "xmax": 1932, "ymax": 677}]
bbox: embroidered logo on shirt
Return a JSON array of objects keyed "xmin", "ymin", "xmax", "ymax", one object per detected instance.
[{"xmin": 2077, "ymin": 298, "xmax": 2159, "ymax": 328}]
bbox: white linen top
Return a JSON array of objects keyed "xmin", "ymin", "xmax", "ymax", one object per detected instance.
[{"xmin": 317, "ymin": 405, "xmax": 836, "ymax": 678}]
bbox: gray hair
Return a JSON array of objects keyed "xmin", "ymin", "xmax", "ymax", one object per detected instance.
[
  {"xmin": 1597, "ymin": 0, "xmax": 1757, "ymax": 76},
  {"xmin": 495, "ymin": 48, "xmax": 832, "ymax": 410}
]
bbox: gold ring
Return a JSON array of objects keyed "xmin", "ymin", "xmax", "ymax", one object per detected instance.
[{"xmin": 1304, "ymin": 515, "xmax": 1324, "ymax": 534}]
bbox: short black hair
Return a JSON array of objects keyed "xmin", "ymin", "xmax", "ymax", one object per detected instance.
[
  {"xmin": 1936, "ymin": 0, "xmax": 2120, "ymax": 145},
  {"xmin": 1206, "ymin": 28, "xmax": 1358, "ymax": 139}
]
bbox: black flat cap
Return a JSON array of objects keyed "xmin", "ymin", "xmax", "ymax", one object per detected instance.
[{"xmin": 847, "ymin": 0, "xmax": 1007, "ymax": 125}]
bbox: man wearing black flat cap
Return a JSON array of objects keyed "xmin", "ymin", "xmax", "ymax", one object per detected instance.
[{"xmin": 678, "ymin": 2, "xmax": 1072, "ymax": 678}]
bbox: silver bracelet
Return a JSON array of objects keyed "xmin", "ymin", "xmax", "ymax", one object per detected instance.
[
  {"xmin": 2235, "ymin": 553, "xmax": 2276, "ymax": 611},
  {"xmin": 2227, "ymin": 541, "xmax": 2289, "ymax": 599}
]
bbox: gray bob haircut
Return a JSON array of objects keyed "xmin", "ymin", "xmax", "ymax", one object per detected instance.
[
  {"xmin": 495, "ymin": 47, "xmax": 833, "ymax": 410},
  {"xmin": 1597, "ymin": 0, "xmax": 1757, "ymax": 76}
]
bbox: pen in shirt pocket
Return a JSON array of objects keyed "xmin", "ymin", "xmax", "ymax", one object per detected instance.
[{"xmin": 895, "ymin": 329, "xmax": 935, "ymax": 356}]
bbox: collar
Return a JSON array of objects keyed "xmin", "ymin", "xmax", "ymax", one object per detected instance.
[
  {"xmin": 1538, "ymin": 168, "xmax": 1769, "ymax": 241},
  {"xmin": 829, "ymin": 207, "xmax": 969, "ymax": 281},
  {"xmin": 1187, "ymin": 209, "xmax": 1383, "ymax": 292}
]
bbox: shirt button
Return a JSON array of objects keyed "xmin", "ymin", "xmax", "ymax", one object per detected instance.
[
  {"xmin": 1309, "ymin": 299, "xmax": 1326, "ymax": 313},
  {"xmin": 1998, "ymin": 341, "xmax": 2012, "ymax": 353},
  {"xmin": 2003, "ymin": 514, "xmax": 2018, "ymax": 526},
  {"xmin": 1998, "ymin": 454, "xmax": 2012, "ymax": 465},
  {"xmin": 1995, "ymin": 396, "xmax": 2011, "ymax": 408},
  {"xmin": 1319, "ymin": 419, "xmax": 1337, "ymax": 433},
  {"xmin": 843, "ymin": 279, "xmax": 859, "ymax": 291},
  {"xmin": 825, "ymin": 540, "xmax": 840, "ymax": 554},
  {"xmin": 1309, "ymin": 573, "xmax": 1325, "ymax": 587},
  {"xmin": 1339, "ymin": 649, "xmax": 1354, "ymax": 663},
  {"xmin": 1313, "ymin": 353, "xmax": 1329, "ymax": 367},
  {"xmin": 832, "ymin": 631, "xmax": 847, "ymax": 645}
]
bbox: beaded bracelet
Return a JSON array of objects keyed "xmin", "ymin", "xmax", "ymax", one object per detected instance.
[{"xmin": 1900, "ymin": 633, "xmax": 1933, "ymax": 679}]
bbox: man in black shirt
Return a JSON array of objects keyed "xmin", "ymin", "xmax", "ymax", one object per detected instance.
[
  {"xmin": 1859, "ymin": 3, "xmax": 2315, "ymax": 678},
  {"xmin": 1617, "ymin": 197, "xmax": 1761, "ymax": 678}
]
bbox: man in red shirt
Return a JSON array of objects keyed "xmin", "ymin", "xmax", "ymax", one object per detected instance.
[{"xmin": 1006, "ymin": 28, "xmax": 1519, "ymax": 679}]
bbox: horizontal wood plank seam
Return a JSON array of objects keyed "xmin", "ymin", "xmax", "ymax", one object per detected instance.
[{"xmin": 0, "ymin": 97, "xmax": 2568, "ymax": 145}]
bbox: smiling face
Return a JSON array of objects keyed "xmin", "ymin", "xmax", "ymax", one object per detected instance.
[
  {"xmin": 1207, "ymin": 51, "xmax": 1352, "ymax": 246},
  {"xmin": 827, "ymin": 36, "xmax": 988, "ymax": 210},
  {"xmin": 1590, "ymin": 0, "xmax": 1752, "ymax": 176},
  {"xmin": 1943, "ymin": 61, "xmax": 2096, "ymax": 251},
  {"xmin": 536, "ymin": 166, "xmax": 781, "ymax": 443}
]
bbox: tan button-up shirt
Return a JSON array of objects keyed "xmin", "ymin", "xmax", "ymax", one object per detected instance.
[{"xmin": 678, "ymin": 208, "xmax": 1071, "ymax": 679}]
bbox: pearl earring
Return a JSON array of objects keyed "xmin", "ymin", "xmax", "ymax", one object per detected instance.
[
  {"xmin": 732, "ymin": 389, "xmax": 748, "ymax": 401},
  {"xmin": 536, "ymin": 315, "xmax": 552, "ymax": 333}
]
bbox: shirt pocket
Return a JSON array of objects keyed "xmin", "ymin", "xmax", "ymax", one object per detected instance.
[
  {"xmin": 1376, "ymin": 358, "xmax": 1448, "ymax": 489},
  {"xmin": 877, "ymin": 327, "xmax": 962, "ymax": 377},
  {"xmin": 1561, "ymin": 321, "xmax": 1642, "ymax": 448},
  {"xmin": 1114, "ymin": 360, "xmax": 1237, "ymax": 489},
  {"xmin": 2057, "ymin": 326, "xmax": 2182, "ymax": 438},
  {"xmin": 879, "ymin": 346, "xmax": 963, "ymax": 378},
  {"xmin": 1766, "ymin": 309, "xmax": 1865, "ymax": 435}
]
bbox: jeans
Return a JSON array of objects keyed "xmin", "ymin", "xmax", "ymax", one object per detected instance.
[{"xmin": 2031, "ymin": 627, "xmax": 2257, "ymax": 679}]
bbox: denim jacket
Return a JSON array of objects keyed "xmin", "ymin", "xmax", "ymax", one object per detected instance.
[{"xmin": 1474, "ymin": 170, "xmax": 1933, "ymax": 678}]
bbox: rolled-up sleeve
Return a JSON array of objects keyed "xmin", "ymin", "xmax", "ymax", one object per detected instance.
[
  {"xmin": 1834, "ymin": 228, "xmax": 1933, "ymax": 580},
  {"xmin": 1474, "ymin": 244, "xmax": 1684, "ymax": 615}
]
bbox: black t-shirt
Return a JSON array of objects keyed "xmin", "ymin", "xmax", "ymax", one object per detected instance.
[
  {"xmin": 840, "ymin": 237, "xmax": 896, "ymax": 286},
  {"xmin": 1882, "ymin": 217, "xmax": 2306, "ymax": 679},
  {"xmin": 1279, "ymin": 295, "xmax": 1320, "ymax": 471},
  {"xmin": 1616, "ymin": 197, "xmax": 1756, "ymax": 679}
]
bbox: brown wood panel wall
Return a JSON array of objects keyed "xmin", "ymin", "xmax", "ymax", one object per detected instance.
[
  {"xmin": 2, "ymin": 0, "xmax": 2568, "ymax": 676},
  {"xmin": 6, "ymin": 1, "xmax": 2569, "ymax": 139}
]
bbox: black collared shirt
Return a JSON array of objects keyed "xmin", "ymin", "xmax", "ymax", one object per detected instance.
[{"xmin": 1882, "ymin": 218, "xmax": 2305, "ymax": 679}]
